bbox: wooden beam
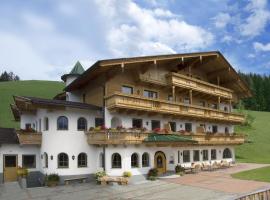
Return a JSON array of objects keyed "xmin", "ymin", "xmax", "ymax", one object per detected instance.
[
  {"xmin": 193, "ymin": 55, "xmax": 218, "ymax": 69},
  {"xmin": 207, "ymin": 67, "xmax": 229, "ymax": 77}
]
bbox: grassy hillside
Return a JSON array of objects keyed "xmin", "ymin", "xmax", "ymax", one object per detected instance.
[
  {"xmin": 0, "ymin": 80, "xmax": 64, "ymax": 128},
  {"xmin": 236, "ymin": 110, "xmax": 270, "ymax": 164}
]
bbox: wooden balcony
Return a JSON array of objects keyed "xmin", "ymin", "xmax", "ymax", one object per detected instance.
[
  {"xmin": 105, "ymin": 92, "xmax": 245, "ymax": 124},
  {"xmin": 85, "ymin": 130, "xmax": 149, "ymax": 145},
  {"xmin": 16, "ymin": 130, "xmax": 42, "ymax": 145},
  {"xmin": 187, "ymin": 133, "xmax": 246, "ymax": 145},
  {"xmin": 167, "ymin": 72, "xmax": 233, "ymax": 99}
]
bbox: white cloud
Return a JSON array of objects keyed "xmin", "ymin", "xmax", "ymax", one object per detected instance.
[
  {"xmin": 253, "ymin": 41, "xmax": 270, "ymax": 51},
  {"xmin": 239, "ymin": 0, "xmax": 270, "ymax": 37},
  {"xmin": 213, "ymin": 13, "xmax": 231, "ymax": 28},
  {"xmin": 96, "ymin": 0, "xmax": 214, "ymax": 57},
  {"xmin": 22, "ymin": 13, "xmax": 55, "ymax": 32}
]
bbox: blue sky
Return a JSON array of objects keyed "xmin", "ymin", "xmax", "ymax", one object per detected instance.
[{"xmin": 0, "ymin": 0, "xmax": 270, "ymax": 80}]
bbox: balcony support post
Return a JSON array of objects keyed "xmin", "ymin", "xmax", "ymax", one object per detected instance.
[
  {"xmin": 189, "ymin": 90, "xmax": 193, "ymax": 105},
  {"xmin": 218, "ymin": 96, "xmax": 221, "ymax": 110},
  {"xmin": 217, "ymin": 76, "xmax": 220, "ymax": 86},
  {"xmin": 172, "ymin": 86, "xmax": 175, "ymax": 102}
]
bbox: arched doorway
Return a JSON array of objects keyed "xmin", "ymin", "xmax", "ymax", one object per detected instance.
[{"xmin": 154, "ymin": 151, "xmax": 166, "ymax": 174}]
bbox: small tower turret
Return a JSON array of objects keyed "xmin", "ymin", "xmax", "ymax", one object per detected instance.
[{"xmin": 61, "ymin": 61, "xmax": 85, "ymax": 86}]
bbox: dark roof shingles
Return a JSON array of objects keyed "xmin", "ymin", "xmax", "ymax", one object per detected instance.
[{"xmin": 0, "ymin": 128, "xmax": 19, "ymax": 144}]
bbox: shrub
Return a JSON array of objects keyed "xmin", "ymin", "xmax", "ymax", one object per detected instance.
[
  {"xmin": 94, "ymin": 171, "xmax": 106, "ymax": 182},
  {"xmin": 123, "ymin": 171, "xmax": 132, "ymax": 178},
  {"xmin": 175, "ymin": 165, "xmax": 185, "ymax": 174},
  {"xmin": 148, "ymin": 176, "xmax": 157, "ymax": 181},
  {"xmin": 147, "ymin": 168, "xmax": 158, "ymax": 178},
  {"xmin": 89, "ymin": 127, "xmax": 94, "ymax": 131},
  {"xmin": 17, "ymin": 167, "xmax": 28, "ymax": 177},
  {"xmin": 47, "ymin": 174, "xmax": 60, "ymax": 182}
]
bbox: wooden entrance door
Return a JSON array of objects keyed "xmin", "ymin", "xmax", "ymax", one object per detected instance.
[
  {"xmin": 154, "ymin": 152, "xmax": 166, "ymax": 174},
  {"xmin": 3, "ymin": 155, "xmax": 18, "ymax": 182}
]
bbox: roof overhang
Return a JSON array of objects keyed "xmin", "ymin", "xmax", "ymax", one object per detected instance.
[{"xmin": 65, "ymin": 51, "xmax": 252, "ymax": 99}]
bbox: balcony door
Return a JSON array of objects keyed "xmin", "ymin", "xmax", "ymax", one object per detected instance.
[{"xmin": 3, "ymin": 155, "xmax": 18, "ymax": 182}]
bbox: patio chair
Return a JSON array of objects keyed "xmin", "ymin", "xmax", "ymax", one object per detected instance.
[
  {"xmin": 192, "ymin": 164, "xmax": 201, "ymax": 173},
  {"xmin": 201, "ymin": 162, "xmax": 211, "ymax": 171},
  {"xmin": 220, "ymin": 160, "xmax": 230, "ymax": 168}
]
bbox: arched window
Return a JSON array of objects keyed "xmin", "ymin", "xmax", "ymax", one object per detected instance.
[
  {"xmin": 111, "ymin": 153, "xmax": 121, "ymax": 168},
  {"xmin": 131, "ymin": 153, "xmax": 139, "ymax": 168},
  {"xmin": 44, "ymin": 152, "xmax": 48, "ymax": 168},
  {"xmin": 57, "ymin": 116, "xmax": 68, "ymax": 130},
  {"xmin": 78, "ymin": 153, "xmax": 87, "ymax": 167},
  {"xmin": 44, "ymin": 117, "xmax": 49, "ymax": 131},
  {"xmin": 58, "ymin": 153, "xmax": 69, "ymax": 168},
  {"xmin": 223, "ymin": 148, "xmax": 232, "ymax": 159},
  {"xmin": 77, "ymin": 117, "xmax": 87, "ymax": 131},
  {"xmin": 142, "ymin": 152, "xmax": 149, "ymax": 167}
]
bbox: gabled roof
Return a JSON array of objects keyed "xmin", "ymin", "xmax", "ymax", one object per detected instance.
[
  {"xmin": 0, "ymin": 128, "xmax": 19, "ymax": 144},
  {"xmin": 64, "ymin": 51, "xmax": 252, "ymax": 98},
  {"xmin": 61, "ymin": 61, "xmax": 85, "ymax": 81}
]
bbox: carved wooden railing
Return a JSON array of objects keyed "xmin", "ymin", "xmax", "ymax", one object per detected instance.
[
  {"xmin": 85, "ymin": 130, "xmax": 149, "ymax": 145},
  {"xmin": 235, "ymin": 187, "xmax": 270, "ymax": 200},
  {"xmin": 105, "ymin": 92, "xmax": 245, "ymax": 124},
  {"xmin": 167, "ymin": 72, "xmax": 233, "ymax": 99},
  {"xmin": 16, "ymin": 130, "xmax": 42, "ymax": 145}
]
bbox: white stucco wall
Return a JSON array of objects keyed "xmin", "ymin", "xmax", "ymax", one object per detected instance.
[{"xmin": 0, "ymin": 144, "xmax": 40, "ymax": 174}]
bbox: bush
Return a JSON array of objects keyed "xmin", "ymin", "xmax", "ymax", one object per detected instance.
[
  {"xmin": 94, "ymin": 171, "xmax": 106, "ymax": 182},
  {"xmin": 123, "ymin": 171, "xmax": 132, "ymax": 178},
  {"xmin": 147, "ymin": 168, "xmax": 158, "ymax": 178},
  {"xmin": 148, "ymin": 176, "xmax": 157, "ymax": 181},
  {"xmin": 17, "ymin": 167, "xmax": 28, "ymax": 177},
  {"xmin": 175, "ymin": 165, "xmax": 185, "ymax": 174},
  {"xmin": 47, "ymin": 174, "xmax": 60, "ymax": 182}
]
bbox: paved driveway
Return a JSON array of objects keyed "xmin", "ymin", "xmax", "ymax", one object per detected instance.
[{"xmin": 0, "ymin": 163, "xmax": 269, "ymax": 200}]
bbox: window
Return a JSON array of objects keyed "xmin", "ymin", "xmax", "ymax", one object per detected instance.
[
  {"xmin": 183, "ymin": 150, "xmax": 190, "ymax": 163},
  {"xmin": 44, "ymin": 152, "xmax": 48, "ymax": 168},
  {"xmin": 39, "ymin": 119, "xmax": 42, "ymax": 132},
  {"xmin": 77, "ymin": 117, "xmax": 87, "ymax": 131},
  {"xmin": 57, "ymin": 116, "xmax": 68, "ymax": 130},
  {"xmin": 143, "ymin": 90, "xmax": 157, "ymax": 98},
  {"xmin": 211, "ymin": 149, "xmax": 217, "ymax": 160},
  {"xmin": 211, "ymin": 104, "xmax": 217, "ymax": 109},
  {"xmin": 122, "ymin": 86, "xmax": 133, "ymax": 95},
  {"xmin": 202, "ymin": 150, "xmax": 208, "ymax": 161},
  {"xmin": 95, "ymin": 118, "xmax": 104, "ymax": 127},
  {"xmin": 193, "ymin": 150, "xmax": 200, "ymax": 162},
  {"xmin": 131, "ymin": 153, "xmax": 139, "ymax": 168},
  {"xmin": 151, "ymin": 120, "xmax": 160, "ymax": 130},
  {"xmin": 25, "ymin": 123, "xmax": 31, "ymax": 130},
  {"xmin": 212, "ymin": 125, "xmax": 218, "ymax": 133},
  {"xmin": 44, "ymin": 117, "xmax": 49, "ymax": 131},
  {"xmin": 168, "ymin": 94, "xmax": 173, "ymax": 101},
  {"xmin": 169, "ymin": 122, "xmax": 176, "ymax": 132},
  {"xmin": 112, "ymin": 153, "xmax": 121, "ymax": 168},
  {"xmin": 22, "ymin": 155, "xmax": 36, "ymax": 168},
  {"xmin": 183, "ymin": 97, "xmax": 190, "ymax": 104},
  {"xmin": 199, "ymin": 101, "xmax": 205, "ymax": 107},
  {"xmin": 58, "ymin": 153, "xmax": 69, "ymax": 168},
  {"xmin": 225, "ymin": 127, "xmax": 229, "ymax": 134},
  {"xmin": 82, "ymin": 93, "xmax": 86, "ymax": 103},
  {"xmin": 224, "ymin": 106, "xmax": 228, "ymax": 112},
  {"xmin": 142, "ymin": 153, "xmax": 149, "ymax": 167},
  {"xmin": 223, "ymin": 148, "xmax": 232, "ymax": 159},
  {"xmin": 132, "ymin": 118, "xmax": 142, "ymax": 128},
  {"xmin": 78, "ymin": 153, "xmax": 87, "ymax": 167},
  {"xmin": 185, "ymin": 123, "xmax": 192, "ymax": 132}
]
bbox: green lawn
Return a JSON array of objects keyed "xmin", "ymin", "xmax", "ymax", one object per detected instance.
[
  {"xmin": 232, "ymin": 166, "xmax": 270, "ymax": 182},
  {"xmin": 0, "ymin": 80, "xmax": 64, "ymax": 128},
  {"xmin": 235, "ymin": 110, "xmax": 270, "ymax": 164}
]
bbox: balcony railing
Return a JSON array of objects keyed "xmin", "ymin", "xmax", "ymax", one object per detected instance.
[
  {"xmin": 85, "ymin": 129, "xmax": 245, "ymax": 145},
  {"xmin": 167, "ymin": 72, "xmax": 233, "ymax": 99},
  {"xmin": 105, "ymin": 92, "xmax": 245, "ymax": 124},
  {"xmin": 187, "ymin": 133, "xmax": 246, "ymax": 145},
  {"xmin": 16, "ymin": 130, "xmax": 42, "ymax": 145},
  {"xmin": 85, "ymin": 130, "xmax": 149, "ymax": 145}
]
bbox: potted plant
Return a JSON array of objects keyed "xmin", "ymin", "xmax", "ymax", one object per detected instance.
[
  {"xmin": 94, "ymin": 171, "xmax": 106, "ymax": 184},
  {"xmin": 46, "ymin": 174, "xmax": 60, "ymax": 187},
  {"xmin": 147, "ymin": 168, "xmax": 158, "ymax": 181},
  {"xmin": 175, "ymin": 165, "xmax": 185, "ymax": 176}
]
